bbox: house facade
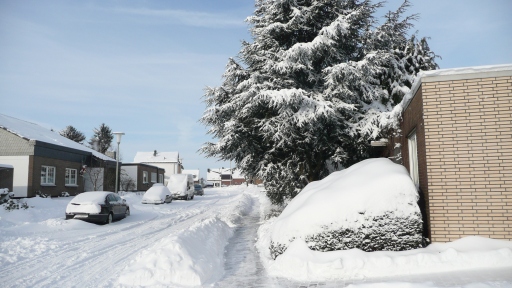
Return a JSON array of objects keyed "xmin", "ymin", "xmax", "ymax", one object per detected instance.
[
  {"xmin": 378, "ymin": 64, "xmax": 512, "ymax": 242},
  {"xmin": 121, "ymin": 163, "xmax": 165, "ymax": 191},
  {"xmin": 133, "ymin": 151, "xmax": 181, "ymax": 186},
  {"xmin": 0, "ymin": 114, "xmax": 117, "ymax": 197}
]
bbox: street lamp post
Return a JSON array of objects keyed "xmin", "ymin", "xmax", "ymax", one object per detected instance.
[{"xmin": 113, "ymin": 132, "xmax": 125, "ymax": 193}]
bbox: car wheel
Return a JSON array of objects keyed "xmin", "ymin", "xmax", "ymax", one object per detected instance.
[
  {"xmin": 125, "ymin": 208, "xmax": 130, "ymax": 217},
  {"xmin": 106, "ymin": 213, "xmax": 113, "ymax": 224}
]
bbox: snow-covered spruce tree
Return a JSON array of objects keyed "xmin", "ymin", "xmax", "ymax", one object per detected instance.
[
  {"xmin": 60, "ymin": 125, "xmax": 86, "ymax": 144},
  {"xmin": 201, "ymin": 0, "xmax": 438, "ymax": 205},
  {"xmin": 89, "ymin": 123, "xmax": 113, "ymax": 154}
]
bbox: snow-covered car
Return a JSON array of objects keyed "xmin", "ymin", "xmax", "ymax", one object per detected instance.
[
  {"xmin": 142, "ymin": 183, "xmax": 173, "ymax": 204},
  {"xmin": 193, "ymin": 184, "xmax": 204, "ymax": 196},
  {"xmin": 65, "ymin": 191, "xmax": 130, "ymax": 224},
  {"xmin": 167, "ymin": 174, "xmax": 195, "ymax": 200}
]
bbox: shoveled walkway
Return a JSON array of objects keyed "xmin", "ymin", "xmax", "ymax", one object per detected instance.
[{"xmin": 215, "ymin": 194, "xmax": 512, "ymax": 288}]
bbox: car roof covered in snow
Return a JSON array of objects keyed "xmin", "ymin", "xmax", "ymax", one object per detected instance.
[
  {"xmin": 144, "ymin": 185, "xmax": 171, "ymax": 197},
  {"xmin": 70, "ymin": 191, "xmax": 112, "ymax": 203}
]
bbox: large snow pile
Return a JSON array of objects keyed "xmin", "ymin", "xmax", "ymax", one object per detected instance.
[
  {"xmin": 117, "ymin": 191, "xmax": 254, "ymax": 287},
  {"xmin": 269, "ymin": 158, "xmax": 423, "ymax": 259}
]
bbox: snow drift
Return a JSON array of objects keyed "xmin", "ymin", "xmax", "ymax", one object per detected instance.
[
  {"xmin": 267, "ymin": 236, "xmax": 512, "ymax": 281},
  {"xmin": 269, "ymin": 158, "xmax": 424, "ymax": 259}
]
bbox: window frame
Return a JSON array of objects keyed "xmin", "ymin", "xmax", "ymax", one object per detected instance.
[
  {"xmin": 407, "ymin": 129, "xmax": 420, "ymax": 188},
  {"xmin": 143, "ymin": 171, "xmax": 148, "ymax": 184},
  {"xmin": 65, "ymin": 168, "xmax": 78, "ymax": 186},
  {"xmin": 158, "ymin": 174, "xmax": 164, "ymax": 184},
  {"xmin": 41, "ymin": 165, "xmax": 56, "ymax": 185}
]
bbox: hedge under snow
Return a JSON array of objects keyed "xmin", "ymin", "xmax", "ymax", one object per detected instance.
[{"xmin": 269, "ymin": 158, "xmax": 424, "ymax": 259}]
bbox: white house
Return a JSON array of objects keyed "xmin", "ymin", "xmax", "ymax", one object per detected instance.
[
  {"xmin": 207, "ymin": 168, "xmax": 246, "ymax": 187},
  {"xmin": 133, "ymin": 151, "xmax": 181, "ymax": 186},
  {"xmin": 182, "ymin": 169, "xmax": 200, "ymax": 184}
]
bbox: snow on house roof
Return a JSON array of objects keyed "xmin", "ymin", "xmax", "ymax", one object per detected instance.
[
  {"xmin": 404, "ymin": 64, "xmax": 512, "ymax": 110},
  {"xmin": 0, "ymin": 114, "xmax": 115, "ymax": 161},
  {"xmin": 133, "ymin": 151, "xmax": 179, "ymax": 163}
]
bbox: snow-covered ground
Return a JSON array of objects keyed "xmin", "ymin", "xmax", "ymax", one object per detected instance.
[
  {"xmin": 0, "ymin": 186, "xmax": 256, "ymax": 287},
  {"xmin": 1, "ymin": 185, "xmax": 512, "ymax": 288}
]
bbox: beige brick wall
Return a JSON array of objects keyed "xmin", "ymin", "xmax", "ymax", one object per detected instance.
[{"xmin": 422, "ymin": 76, "xmax": 512, "ymax": 242}]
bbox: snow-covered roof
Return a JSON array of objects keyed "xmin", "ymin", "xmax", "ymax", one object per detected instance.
[
  {"xmin": 0, "ymin": 114, "xmax": 115, "ymax": 161},
  {"xmin": 404, "ymin": 64, "xmax": 512, "ymax": 111},
  {"xmin": 133, "ymin": 152, "xmax": 179, "ymax": 163}
]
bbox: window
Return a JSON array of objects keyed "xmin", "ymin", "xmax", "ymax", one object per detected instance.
[
  {"xmin": 408, "ymin": 130, "xmax": 419, "ymax": 188},
  {"xmin": 65, "ymin": 168, "xmax": 78, "ymax": 186},
  {"xmin": 143, "ymin": 171, "xmax": 148, "ymax": 184},
  {"xmin": 159, "ymin": 174, "xmax": 164, "ymax": 183},
  {"xmin": 151, "ymin": 172, "xmax": 157, "ymax": 183},
  {"xmin": 41, "ymin": 166, "xmax": 56, "ymax": 185}
]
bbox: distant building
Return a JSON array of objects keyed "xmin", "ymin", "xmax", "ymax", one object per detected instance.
[
  {"xmin": 133, "ymin": 151, "xmax": 182, "ymax": 186},
  {"xmin": 182, "ymin": 169, "xmax": 200, "ymax": 184},
  {"xmin": 207, "ymin": 168, "xmax": 246, "ymax": 187},
  {"xmin": 121, "ymin": 163, "xmax": 165, "ymax": 191}
]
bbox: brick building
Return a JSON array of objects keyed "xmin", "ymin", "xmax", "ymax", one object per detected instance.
[
  {"xmin": 121, "ymin": 163, "xmax": 165, "ymax": 191},
  {"xmin": 377, "ymin": 64, "xmax": 512, "ymax": 242}
]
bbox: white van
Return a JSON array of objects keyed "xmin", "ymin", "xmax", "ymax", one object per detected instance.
[{"xmin": 167, "ymin": 174, "xmax": 195, "ymax": 200}]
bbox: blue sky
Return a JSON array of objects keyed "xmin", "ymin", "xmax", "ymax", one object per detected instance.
[{"xmin": 1, "ymin": 0, "xmax": 511, "ymax": 180}]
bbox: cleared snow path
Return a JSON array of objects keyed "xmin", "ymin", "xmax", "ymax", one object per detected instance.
[{"xmin": 214, "ymin": 193, "xmax": 300, "ymax": 288}]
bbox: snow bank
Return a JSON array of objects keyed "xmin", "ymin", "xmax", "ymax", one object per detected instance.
[
  {"xmin": 269, "ymin": 158, "xmax": 423, "ymax": 258},
  {"xmin": 117, "ymin": 192, "xmax": 253, "ymax": 287},
  {"xmin": 0, "ymin": 196, "xmax": 69, "ymax": 228},
  {"xmin": 267, "ymin": 236, "xmax": 512, "ymax": 281}
]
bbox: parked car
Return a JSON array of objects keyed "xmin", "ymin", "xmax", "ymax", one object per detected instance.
[
  {"xmin": 65, "ymin": 191, "xmax": 130, "ymax": 224},
  {"xmin": 167, "ymin": 174, "xmax": 195, "ymax": 200},
  {"xmin": 142, "ymin": 183, "xmax": 173, "ymax": 204},
  {"xmin": 194, "ymin": 184, "xmax": 204, "ymax": 196}
]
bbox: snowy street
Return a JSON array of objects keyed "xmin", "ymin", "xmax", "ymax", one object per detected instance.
[{"xmin": 0, "ymin": 186, "xmax": 258, "ymax": 287}]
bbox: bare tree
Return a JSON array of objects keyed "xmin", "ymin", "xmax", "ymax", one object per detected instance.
[{"xmin": 120, "ymin": 169, "xmax": 136, "ymax": 191}]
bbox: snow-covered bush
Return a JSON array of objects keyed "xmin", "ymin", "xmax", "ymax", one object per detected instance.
[
  {"xmin": 35, "ymin": 190, "xmax": 50, "ymax": 198},
  {"xmin": 0, "ymin": 188, "xmax": 12, "ymax": 204},
  {"xmin": 269, "ymin": 158, "xmax": 425, "ymax": 259},
  {"xmin": 60, "ymin": 192, "xmax": 70, "ymax": 197},
  {"xmin": 3, "ymin": 199, "xmax": 29, "ymax": 211}
]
